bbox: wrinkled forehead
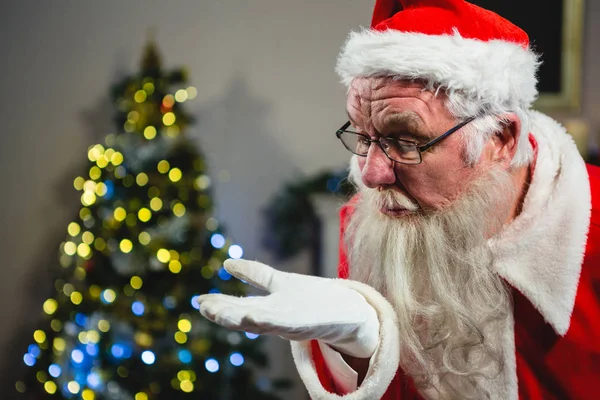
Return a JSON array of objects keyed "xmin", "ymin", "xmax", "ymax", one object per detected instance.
[{"xmin": 345, "ymin": 77, "xmax": 452, "ymax": 128}]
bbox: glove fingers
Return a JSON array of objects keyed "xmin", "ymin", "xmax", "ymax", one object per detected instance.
[
  {"xmin": 198, "ymin": 294, "xmax": 263, "ymax": 323},
  {"xmin": 224, "ymin": 258, "xmax": 327, "ymax": 293}
]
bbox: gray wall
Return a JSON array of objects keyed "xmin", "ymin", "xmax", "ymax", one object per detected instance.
[{"xmin": 0, "ymin": 1, "xmax": 598, "ymax": 398}]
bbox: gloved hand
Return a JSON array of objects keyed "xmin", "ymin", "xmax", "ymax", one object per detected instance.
[{"xmin": 197, "ymin": 258, "xmax": 380, "ymax": 359}]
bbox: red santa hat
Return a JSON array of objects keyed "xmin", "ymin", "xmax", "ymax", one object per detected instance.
[{"xmin": 336, "ymin": 0, "xmax": 540, "ymax": 114}]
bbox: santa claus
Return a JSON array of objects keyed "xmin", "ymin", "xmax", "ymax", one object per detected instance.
[{"xmin": 198, "ymin": 0, "xmax": 600, "ymax": 399}]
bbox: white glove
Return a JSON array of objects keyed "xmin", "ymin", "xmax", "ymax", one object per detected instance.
[{"xmin": 197, "ymin": 259, "xmax": 380, "ymax": 359}]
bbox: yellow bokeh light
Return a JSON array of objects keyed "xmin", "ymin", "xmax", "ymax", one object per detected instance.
[
  {"xmin": 120, "ymin": 239, "xmax": 133, "ymax": 253},
  {"xmin": 201, "ymin": 265, "xmax": 213, "ymax": 279},
  {"xmin": 82, "ymin": 231, "xmax": 95, "ymax": 244},
  {"xmin": 178, "ymin": 319, "xmax": 192, "ymax": 333},
  {"xmin": 82, "ymin": 191, "xmax": 97, "ymax": 206},
  {"xmin": 186, "ymin": 86, "xmax": 198, "ymax": 99},
  {"xmin": 102, "ymin": 289, "xmax": 116, "ymax": 303},
  {"xmin": 117, "ymin": 366, "xmax": 128, "ymax": 377},
  {"xmin": 139, "ymin": 231, "xmax": 151, "ymax": 245},
  {"xmin": 71, "ymin": 291, "xmax": 83, "ymax": 305},
  {"xmin": 115, "ymin": 166, "xmax": 126, "ymax": 178},
  {"xmin": 135, "ymin": 392, "xmax": 149, "ymax": 400},
  {"xmin": 166, "ymin": 125, "xmax": 180, "ymax": 137},
  {"xmin": 53, "ymin": 337, "xmax": 66, "ymax": 352},
  {"xmin": 144, "ymin": 126, "xmax": 157, "ymax": 140},
  {"xmin": 111, "ymin": 152, "xmax": 124, "ymax": 166},
  {"xmin": 82, "ymin": 388, "xmax": 95, "ymax": 400},
  {"xmin": 83, "ymin": 180, "xmax": 96, "ymax": 193},
  {"xmin": 89, "ymin": 285, "xmax": 101, "ymax": 299},
  {"xmin": 169, "ymin": 250, "xmax": 180, "ymax": 261},
  {"xmin": 130, "ymin": 276, "xmax": 143, "ymax": 290},
  {"xmin": 74, "ymin": 267, "xmax": 86, "ymax": 281},
  {"xmin": 177, "ymin": 370, "xmax": 191, "ymax": 381},
  {"xmin": 88, "ymin": 148, "xmax": 99, "ymax": 162},
  {"xmin": 174, "ymin": 331, "xmax": 187, "ymax": 344},
  {"xmin": 114, "ymin": 207, "xmax": 127, "ymax": 221},
  {"xmin": 89, "ymin": 166, "xmax": 101, "ymax": 180},
  {"xmin": 87, "ymin": 330, "xmax": 100, "ymax": 343},
  {"xmin": 50, "ymin": 319, "xmax": 62, "ymax": 332},
  {"xmin": 194, "ymin": 175, "xmax": 211, "ymax": 190},
  {"xmin": 169, "ymin": 260, "xmax": 182, "ymax": 274},
  {"xmin": 175, "ymin": 89, "xmax": 188, "ymax": 102},
  {"xmin": 136, "ymin": 173, "xmax": 149, "ymax": 186},
  {"xmin": 33, "ymin": 330, "xmax": 46, "ymax": 343},
  {"xmin": 128, "ymin": 111, "xmax": 140, "ymax": 122},
  {"xmin": 168, "ymin": 168, "xmax": 182, "ymax": 182},
  {"xmin": 63, "ymin": 283, "xmax": 75, "ymax": 296},
  {"xmin": 104, "ymin": 148, "xmax": 115, "ymax": 159},
  {"xmin": 157, "ymin": 160, "xmax": 170, "ymax": 174},
  {"xmin": 80, "ymin": 207, "xmax": 92, "ymax": 220},
  {"xmin": 180, "ymin": 380, "xmax": 194, "ymax": 393},
  {"xmin": 64, "ymin": 241, "xmax": 77, "ymax": 256},
  {"xmin": 134, "ymin": 332, "xmax": 153, "ymax": 347},
  {"xmin": 123, "ymin": 284, "xmax": 135, "ymax": 296},
  {"xmin": 77, "ymin": 243, "xmax": 91, "ymax": 258},
  {"xmin": 94, "ymin": 237, "xmax": 106, "ymax": 251},
  {"xmin": 148, "ymin": 186, "xmax": 160, "ymax": 197},
  {"xmin": 74, "ymin": 176, "xmax": 85, "ymax": 190},
  {"xmin": 156, "ymin": 248, "xmax": 170, "ymax": 263},
  {"xmin": 98, "ymin": 320, "xmax": 111, "ymax": 332},
  {"xmin": 78, "ymin": 332, "xmax": 88, "ymax": 344},
  {"xmin": 43, "ymin": 299, "xmax": 58, "ymax": 315},
  {"xmin": 95, "ymin": 182, "xmax": 108, "ymax": 196},
  {"xmin": 124, "ymin": 121, "xmax": 136, "ymax": 133},
  {"xmin": 44, "ymin": 381, "xmax": 57, "ymax": 394},
  {"xmin": 162, "ymin": 112, "xmax": 176, "ymax": 126},
  {"xmin": 149, "ymin": 197, "xmax": 163, "ymax": 211},
  {"xmin": 138, "ymin": 208, "xmax": 152, "ymax": 222},
  {"xmin": 37, "ymin": 371, "xmax": 48, "ymax": 383},
  {"xmin": 163, "ymin": 94, "xmax": 175, "ymax": 108},
  {"xmin": 173, "ymin": 203, "xmax": 186, "ymax": 217},
  {"xmin": 143, "ymin": 82, "xmax": 155, "ymax": 94},
  {"xmin": 97, "ymin": 157, "xmax": 109, "ymax": 169},
  {"xmin": 68, "ymin": 381, "xmax": 80, "ymax": 394},
  {"xmin": 134, "ymin": 90, "xmax": 147, "ymax": 103}
]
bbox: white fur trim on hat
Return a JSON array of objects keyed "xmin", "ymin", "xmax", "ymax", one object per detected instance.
[{"xmin": 336, "ymin": 29, "xmax": 540, "ymax": 112}]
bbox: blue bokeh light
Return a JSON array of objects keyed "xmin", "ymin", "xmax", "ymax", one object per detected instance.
[
  {"xmin": 191, "ymin": 295, "xmax": 201, "ymax": 310},
  {"xmin": 210, "ymin": 234, "xmax": 225, "ymax": 249},
  {"xmin": 245, "ymin": 332, "xmax": 259, "ymax": 340},
  {"xmin": 87, "ymin": 372, "xmax": 101, "ymax": 388},
  {"xmin": 218, "ymin": 267, "xmax": 232, "ymax": 281},
  {"xmin": 131, "ymin": 301, "xmax": 145, "ymax": 316},
  {"xmin": 86, "ymin": 343, "xmax": 98, "ymax": 356},
  {"xmin": 230, "ymin": 352, "xmax": 244, "ymax": 367},
  {"xmin": 205, "ymin": 358, "xmax": 220, "ymax": 373},
  {"xmin": 75, "ymin": 313, "xmax": 87, "ymax": 327},
  {"xmin": 163, "ymin": 296, "xmax": 177, "ymax": 309},
  {"xmin": 48, "ymin": 364, "xmax": 61, "ymax": 378},
  {"xmin": 141, "ymin": 350, "xmax": 156, "ymax": 365},
  {"xmin": 28, "ymin": 344, "xmax": 41, "ymax": 358},
  {"xmin": 111, "ymin": 344, "xmax": 125, "ymax": 359},
  {"xmin": 178, "ymin": 349, "xmax": 192, "ymax": 364},
  {"xmin": 208, "ymin": 288, "xmax": 220, "ymax": 294},
  {"xmin": 23, "ymin": 353, "xmax": 36, "ymax": 366},
  {"xmin": 228, "ymin": 245, "xmax": 243, "ymax": 259},
  {"xmin": 104, "ymin": 180, "xmax": 115, "ymax": 200},
  {"xmin": 71, "ymin": 349, "xmax": 84, "ymax": 364}
]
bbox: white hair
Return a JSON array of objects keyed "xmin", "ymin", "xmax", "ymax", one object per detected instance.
[{"xmin": 345, "ymin": 157, "xmax": 515, "ymax": 398}]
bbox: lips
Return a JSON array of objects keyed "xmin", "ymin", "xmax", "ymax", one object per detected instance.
[{"xmin": 380, "ymin": 206, "xmax": 411, "ymax": 217}]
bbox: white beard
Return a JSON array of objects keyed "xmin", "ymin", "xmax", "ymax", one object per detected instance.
[{"xmin": 345, "ymin": 158, "xmax": 515, "ymax": 399}]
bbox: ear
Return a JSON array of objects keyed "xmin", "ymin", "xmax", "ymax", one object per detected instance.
[{"xmin": 490, "ymin": 113, "xmax": 521, "ymax": 168}]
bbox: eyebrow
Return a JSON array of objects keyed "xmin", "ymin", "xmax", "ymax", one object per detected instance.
[{"xmin": 345, "ymin": 111, "xmax": 431, "ymax": 142}]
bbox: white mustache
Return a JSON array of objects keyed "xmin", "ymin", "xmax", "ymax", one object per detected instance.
[{"xmin": 364, "ymin": 188, "xmax": 420, "ymax": 212}]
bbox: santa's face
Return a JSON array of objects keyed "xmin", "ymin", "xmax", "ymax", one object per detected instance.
[{"xmin": 347, "ymin": 77, "xmax": 486, "ymax": 214}]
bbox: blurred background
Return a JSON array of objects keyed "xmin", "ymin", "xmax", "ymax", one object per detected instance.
[{"xmin": 0, "ymin": 0, "xmax": 598, "ymax": 399}]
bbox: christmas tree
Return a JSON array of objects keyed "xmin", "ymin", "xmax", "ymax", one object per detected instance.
[{"xmin": 16, "ymin": 37, "xmax": 286, "ymax": 400}]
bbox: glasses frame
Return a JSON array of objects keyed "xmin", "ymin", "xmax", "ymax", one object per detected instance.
[{"xmin": 335, "ymin": 116, "xmax": 476, "ymax": 165}]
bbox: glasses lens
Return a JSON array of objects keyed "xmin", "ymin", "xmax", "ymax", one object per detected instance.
[
  {"xmin": 381, "ymin": 138, "xmax": 421, "ymax": 164},
  {"xmin": 339, "ymin": 132, "xmax": 370, "ymax": 155}
]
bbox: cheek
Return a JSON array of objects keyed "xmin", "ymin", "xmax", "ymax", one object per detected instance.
[{"xmin": 396, "ymin": 157, "xmax": 474, "ymax": 209}]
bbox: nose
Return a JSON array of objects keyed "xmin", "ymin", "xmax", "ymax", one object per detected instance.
[{"xmin": 360, "ymin": 144, "xmax": 397, "ymax": 188}]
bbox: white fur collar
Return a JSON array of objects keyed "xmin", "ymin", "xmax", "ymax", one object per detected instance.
[{"xmin": 490, "ymin": 110, "xmax": 591, "ymax": 336}]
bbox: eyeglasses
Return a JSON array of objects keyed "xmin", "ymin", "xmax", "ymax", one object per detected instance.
[{"xmin": 335, "ymin": 117, "xmax": 476, "ymax": 165}]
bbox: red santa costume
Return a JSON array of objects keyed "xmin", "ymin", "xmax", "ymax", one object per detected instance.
[{"xmin": 289, "ymin": 0, "xmax": 600, "ymax": 399}]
